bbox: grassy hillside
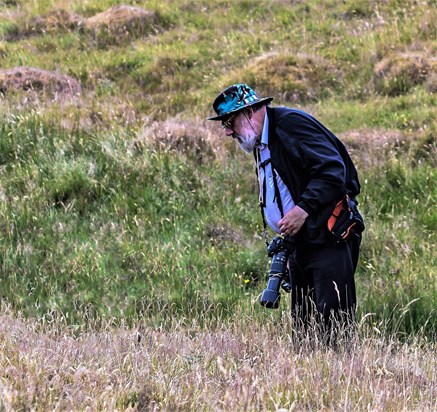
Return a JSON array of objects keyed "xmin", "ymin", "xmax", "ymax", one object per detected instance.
[{"xmin": 0, "ymin": 0, "xmax": 436, "ymax": 410}]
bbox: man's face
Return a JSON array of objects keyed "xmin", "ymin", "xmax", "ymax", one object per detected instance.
[{"xmin": 222, "ymin": 109, "xmax": 262, "ymax": 153}]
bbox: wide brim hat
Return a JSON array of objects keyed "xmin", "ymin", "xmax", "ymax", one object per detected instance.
[{"xmin": 207, "ymin": 84, "xmax": 273, "ymax": 121}]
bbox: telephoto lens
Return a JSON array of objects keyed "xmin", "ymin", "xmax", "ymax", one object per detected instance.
[
  {"xmin": 259, "ymin": 275, "xmax": 282, "ymax": 309},
  {"xmin": 259, "ymin": 235, "xmax": 295, "ymax": 309},
  {"xmin": 260, "ymin": 249, "xmax": 290, "ymax": 308}
]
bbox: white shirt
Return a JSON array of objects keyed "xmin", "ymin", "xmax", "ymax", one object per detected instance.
[{"xmin": 257, "ymin": 113, "xmax": 295, "ymax": 234}]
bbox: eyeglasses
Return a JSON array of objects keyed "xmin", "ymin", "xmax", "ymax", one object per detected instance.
[{"xmin": 221, "ymin": 112, "xmax": 238, "ymax": 129}]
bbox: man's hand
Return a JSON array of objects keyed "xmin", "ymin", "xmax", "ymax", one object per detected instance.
[{"xmin": 278, "ymin": 205, "xmax": 309, "ymax": 237}]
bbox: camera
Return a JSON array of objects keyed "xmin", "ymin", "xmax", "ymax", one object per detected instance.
[{"xmin": 259, "ymin": 235, "xmax": 295, "ymax": 309}]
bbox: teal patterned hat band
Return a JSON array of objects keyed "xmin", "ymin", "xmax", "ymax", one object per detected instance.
[{"xmin": 207, "ymin": 84, "xmax": 273, "ymax": 121}]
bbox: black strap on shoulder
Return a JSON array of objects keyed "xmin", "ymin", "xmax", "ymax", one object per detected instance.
[
  {"xmin": 258, "ymin": 156, "xmax": 284, "ymax": 219},
  {"xmin": 254, "ymin": 149, "xmax": 269, "ymax": 246},
  {"xmin": 254, "ymin": 148, "xmax": 285, "ymax": 246},
  {"xmin": 258, "ymin": 158, "xmax": 269, "ymax": 210},
  {"xmin": 271, "ymin": 167, "xmax": 284, "ymax": 219},
  {"xmin": 259, "ymin": 158, "xmax": 271, "ymax": 169}
]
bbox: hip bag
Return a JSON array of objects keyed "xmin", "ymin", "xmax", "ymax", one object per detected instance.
[{"xmin": 328, "ymin": 194, "xmax": 365, "ymax": 243}]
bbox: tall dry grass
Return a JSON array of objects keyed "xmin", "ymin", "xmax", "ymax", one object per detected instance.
[{"xmin": 1, "ymin": 305, "xmax": 435, "ymax": 411}]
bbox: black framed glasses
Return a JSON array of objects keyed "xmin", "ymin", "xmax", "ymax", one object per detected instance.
[{"xmin": 221, "ymin": 112, "xmax": 238, "ymax": 129}]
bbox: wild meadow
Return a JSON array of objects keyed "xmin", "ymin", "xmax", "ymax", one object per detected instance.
[{"xmin": 0, "ymin": 0, "xmax": 436, "ymax": 410}]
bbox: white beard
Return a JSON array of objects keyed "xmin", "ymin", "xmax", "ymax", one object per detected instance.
[{"xmin": 235, "ymin": 123, "xmax": 261, "ymax": 153}]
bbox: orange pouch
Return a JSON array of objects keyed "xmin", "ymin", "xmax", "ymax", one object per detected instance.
[{"xmin": 328, "ymin": 195, "xmax": 364, "ymax": 242}]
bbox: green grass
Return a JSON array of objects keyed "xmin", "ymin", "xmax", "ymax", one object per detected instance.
[
  {"xmin": 1, "ymin": 0, "xmax": 435, "ymax": 116},
  {"xmin": 0, "ymin": 108, "xmax": 435, "ymax": 336},
  {"xmin": 0, "ymin": 0, "xmax": 435, "ymax": 339},
  {"xmin": 358, "ymin": 158, "xmax": 436, "ymax": 336},
  {"xmin": 0, "ymin": 111, "xmax": 263, "ymax": 325}
]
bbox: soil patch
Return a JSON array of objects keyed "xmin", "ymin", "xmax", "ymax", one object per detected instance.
[
  {"xmin": 373, "ymin": 52, "xmax": 437, "ymax": 95},
  {"xmin": 4, "ymin": 9, "xmax": 82, "ymax": 40},
  {"xmin": 227, "ymin": 52, "xmax": 343, "ymax": 103},
  {"xmin": 5, "ymin": 5, "xmax": 159, "ymax": 41},
  {"xmin": 84, "ymin": 5, "xmax": 156, "ymax": 35},
  {"xmin": 206, "ymin": 223, "xmax": 245, "ymax": 246},
  {"xmin": 0, "ymin": 67, "xmax": 81, "ymax": 100},
  {"xmin": 132, "ymin": 118, "xmax": 221, "ymax": 165},
  {"xmin": 340, "ymin": 128, "xmax": 408, "ymax": 168},
  {"xmin": 29, "ymin": 9, "xmax": 82, "ymax": 33}
]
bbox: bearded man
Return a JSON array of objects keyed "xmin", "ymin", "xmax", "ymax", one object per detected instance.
[{"xmin": 207, "ymin": 84, "xmax": 364, "ymax": 342}]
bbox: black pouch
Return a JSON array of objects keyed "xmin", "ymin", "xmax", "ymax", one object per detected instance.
[{"xmin": 328, "ymin": 195, "xmax": 365, "ymax": 243}]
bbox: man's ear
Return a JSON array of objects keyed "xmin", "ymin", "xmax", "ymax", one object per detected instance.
[{"xmin": 245, "ymin": 107, "xmax": 253, "ymax": 119}]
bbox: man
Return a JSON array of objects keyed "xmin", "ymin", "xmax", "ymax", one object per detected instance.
[{"xmin": 207, "ymin": 84, "xmax": 363, "ymax": 341}]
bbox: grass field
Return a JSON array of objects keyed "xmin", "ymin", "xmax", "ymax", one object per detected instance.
[{"xmin": 0, "ymin": 0, "xmax": 436, "ymax": 410}]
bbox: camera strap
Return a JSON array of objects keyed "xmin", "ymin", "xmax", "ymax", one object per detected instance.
[{"xmin": 254, "ymin": 148, "xmax": 285, "ymax": 246}]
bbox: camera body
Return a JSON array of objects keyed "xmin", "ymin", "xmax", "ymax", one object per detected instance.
[{"xmin": 259, "ymin": 235, "xmax": 295, "ymax": 309}]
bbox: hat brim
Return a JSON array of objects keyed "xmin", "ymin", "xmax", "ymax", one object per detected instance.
[{"xmin": 207, "ymin": 96, "xmax": 273, "ymax": 121}]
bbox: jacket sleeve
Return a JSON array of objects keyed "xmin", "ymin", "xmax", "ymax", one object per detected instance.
[{"xmin": 276, "ymin": 113, "xmax": 346, "ymax": 215}]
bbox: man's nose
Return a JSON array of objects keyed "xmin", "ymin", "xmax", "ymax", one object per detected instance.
[{"xmin": 224, "ymin": 127, "xmax": 234, "ymax": 137}]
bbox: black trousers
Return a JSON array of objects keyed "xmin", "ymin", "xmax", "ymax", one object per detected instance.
[{"xmin": 289, "ymin": 235, "xmax": 361, "ymax": 334}]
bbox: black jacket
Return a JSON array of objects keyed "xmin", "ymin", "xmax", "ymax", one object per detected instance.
[{"xmin": 267, "ymin": 106, "xmax": 361, "ymax": 244}]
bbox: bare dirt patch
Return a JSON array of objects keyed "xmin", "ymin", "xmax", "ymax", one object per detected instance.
[
  {"xmin": 227, "ymin": 52, "xmax": 343, "ymax": 103},
  {"xmin": 5, "ymin": 5, "xmax": 160, "ymax": 42},
  {"xmin": 0, "ymin": 66, "xmax": 81, "ymax": 100},
  {"xmin": 3, "ymin": 9, "xmax": 82, "ymax": 40},
  {"xmin": 205, "ymin": 222, "xmax": 245, "ymax": 246},
  {"xmin": 84, "ymin": 5, "xmax": 157, "ymax": 36},
  {"xmin": 340, "ymin": 128, "xmax": 408, "ymax": 168},
  {"xmin": 132, "ymin": 118, "xmax": 224, "ymax": 164},
  {"xmin": 28, "ymin": 9, "xmax": 82, "ymax": 33},
  {"xmin": 373, "ymin": 52, "xmax": 436, "ymax": 95}
]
